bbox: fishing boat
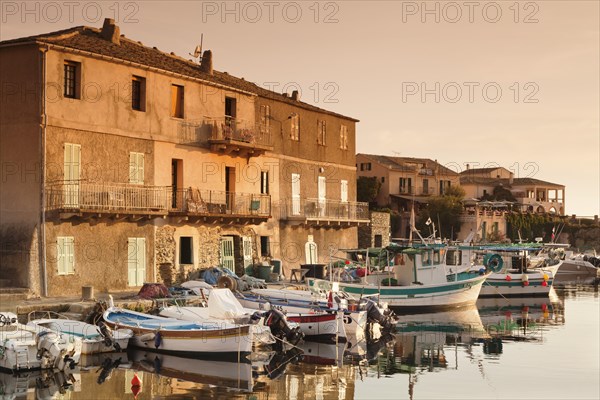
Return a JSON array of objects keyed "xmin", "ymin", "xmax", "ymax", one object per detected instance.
[
  {"xmin": 468, "ymin": 245, "xmax": 563, "ymax": 297},
  {"xmin": 159, "ymin": 288, "xmax": 277, "ymax": 345},
  {"xmin": 102, "ymin": 297, "xmax": 253, "ymax": 359},
  {"xmin": 0, "ymin": 312, "xmax": 81, "ymax": 372},
  {"xmin": 27, "ymin": 311, "xmax": 133, "ymax": 354},
  {"xmin": 307, "ymin": 245, "xmax": 489, "ymax": 310}
]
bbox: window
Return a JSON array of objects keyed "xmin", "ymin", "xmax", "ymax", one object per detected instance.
[
  {"xmin": 341, "ymin": 180, "xmax": 348, "ymax": 203},
  {"xmin": 339, "ymin": 125, "xmax": 348, "ymax": 150},
  {"xmin": 261, "ymin": 171, "xmax": 269, "ymax": 194},
  {"xmin": 260, "ymin": 236, "xmax": 270, "ymax": 257},
  {"xmin": 400, "ymin": 177, "xmax": 412, "ymax": 194},
  {"xmin": 63, "ymin": 61, "xmax": 80, "ymax": 99},
  {"xmin": 493, "ymin": 222, "xmax": 499, "ymax": 233},
  {"xmin": 171, "ymin": 84, "xmax": 184, "ymax": 118},
  {"xmin": 422, "ymin": 179, "xmax": 429, "ymax": 194},
  {"xmin": 290, "ymin": 114, "xmax": 300, "ymax": 140},
  {"xmin": 481, "ymin": 221, "xmax": 487, "ymax": 240},
  {"xmin": 374, "ymin": 235, "xmax": 383, "ymax": 248},
  {"xmin": 439, "ymin": 180, "xmax": 451, "ymax": 195},
  {"xmin": 381, "ymin": 177, "xmax": 385, "ymax": 183},
  {"xmin": 225, "ymin": 97, "xmax": 237, "ymax": 125},
  {"xmin": 317, "ymin": 120, "xmax": 326, "ymax": 145},
  {"xmin": 131, "ymin": 76, "xmax": 146, "ymax": 111},
  {"xmin": 260, "ymin": 105, "xmax": 270, "ymax": 134},
  {"xmin": 129, "ymin": 152, "xmax": 144, "ymax": 184},
  {"xmin": 57, "ymin": 236, "xmax": 75, "ymax": 275},
  {"xmin": 180, "ymin": 237, "xmax": 193, "ymax": 264}
]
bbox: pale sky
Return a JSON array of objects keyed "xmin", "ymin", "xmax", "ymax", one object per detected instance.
[{"xmin": 2, "ymin": 0, "xmax": 598, "ymax": 216}]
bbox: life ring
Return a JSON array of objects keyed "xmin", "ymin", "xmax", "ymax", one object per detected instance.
[
  {"xmin": 483, "ymin": 254, "xmax": 504, "ymax": 273},
  {"xmin": 217, "ymin": 275, "xmax": 238, "ymax": 292}
]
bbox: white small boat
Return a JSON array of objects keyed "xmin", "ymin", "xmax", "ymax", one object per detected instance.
[
  {"xmin": 102, "ymin": 297, "xmax": 253, "ymax": 359},
  {"xmin": 27, "ymin": 311, "xmax": 133, "ymax": 355},
  {"xmin": 159, "ymin": 289, "xmax": 275, "ymax": 345},
  {"xmin": 0, "ymin": 312, "xmax": 81, "ymax": 372}
]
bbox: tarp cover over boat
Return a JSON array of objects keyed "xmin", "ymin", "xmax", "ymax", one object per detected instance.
[{"xmin": 208, "ymin": 289, "xmax": 247, "ymax": 319}]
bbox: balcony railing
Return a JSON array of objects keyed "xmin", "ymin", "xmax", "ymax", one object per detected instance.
[
  {"xmin": 45, "ymin": 181, "xmax": 270, "ymax": 218},
  {"xmin": 280, "ymin": 198, "xmax": 370, "ymax": 223},
  {"xmin": 172, "ymin": 188, "xmax": 271, "ymax": 217},
  {"xmin": 206, "ymin": 117, "xmax": 273, "ymax": 148},
  {"xmin": 419, "ymin": 187, "xmax": 435, "ymax": 195}
]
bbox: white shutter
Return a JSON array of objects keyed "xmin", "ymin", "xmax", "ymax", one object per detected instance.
[
  {"xmin": 64, "ymin": 143, "xmax": 81, "ymax": 207},
  {"xmin": 291, "ymin": 173, "xmax": 301, "ymax": 216},
  {"xmin": 127, "ymin": 238, "xmax": 146, "ymax": 286},
  {"xmin": 318, "ymin": 176, "xmax": 326, "ymax": 217},
  {"xmin": 242, "ymin": 236, "xmax": 253, "ymax": 268},
  {"xmin": 341, "ymin": 180, "xmax": 348, "ymax": 203},
  {"xmin": 57, "ymin": 236, "xmax": 75, "ymax": 275},
  {"xmin": 129, "ymin": 152, "xmax": 144, "ymax": 185}
]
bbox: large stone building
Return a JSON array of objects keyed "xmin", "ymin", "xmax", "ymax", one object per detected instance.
[{"xmin": 0, "ymin": 19, "xmax": 368, "ymax": 296}]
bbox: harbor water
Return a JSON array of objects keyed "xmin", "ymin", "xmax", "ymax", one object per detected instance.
[{"xmin": 1, "ymin": 284, "xmax": 598, "ymax": 399}]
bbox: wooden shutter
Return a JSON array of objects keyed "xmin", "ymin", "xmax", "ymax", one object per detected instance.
[
  {"xmin": 341, "ymin": 180, "xmax": 348, "ymax": 203},
  {"xmin": 292, "ymin": 173, "xmax": 301, "ymax": 215},
  {"xmin": 57, "ymin": 236, "xmax": 74, "ymax": 275}
]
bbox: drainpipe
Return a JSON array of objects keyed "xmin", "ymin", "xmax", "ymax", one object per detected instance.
[{"xmin": 39, "ymin": 45, "xmax": 48, "ymax": 297}]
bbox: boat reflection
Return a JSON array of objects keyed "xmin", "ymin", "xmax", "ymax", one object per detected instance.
[
  {"xmin": 128, "ymin": 349, "xmax": 256, "ymax": 393},
  {"xmin": 0, "ymin": 369, "xmax": 80, "ymax": 399},
  {"xmin": 477, "ymin": 290, "xmax": 565, "ymax": 351}
]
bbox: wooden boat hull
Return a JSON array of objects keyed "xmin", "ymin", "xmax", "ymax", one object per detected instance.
[{"xmin": 103, "ymin": 308, "xmax": 253, "ymax": 359}]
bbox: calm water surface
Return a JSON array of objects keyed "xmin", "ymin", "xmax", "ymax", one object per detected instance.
[{"xmin": 2, "ymin": 284, "xmax": 598, "ymax": 399}]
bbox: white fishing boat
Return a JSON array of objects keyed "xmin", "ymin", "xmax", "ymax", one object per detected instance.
[
  {"xmin": 102, "ymin": 297, "xmax": 253, "ymax": 359},
  {"xmin": 0, "ymin": 312, "xmax": 81, "ymax": 372},
  {"xmin": 308, "ymin": 245, "xmax": 489, "ymax": 310},
  {"xmin": 27, "ymin": 311, "xmax": 134, "ymax": 354},
  {"xmin": 468, "ymin": 245, "xmax": 563, "ymax": 297},
  {"xmin": 159, "ymin": 288, "xmax": 275, "ymax": 345}
]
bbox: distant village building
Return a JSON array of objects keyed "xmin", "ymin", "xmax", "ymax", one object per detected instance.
[
  {"xmin": 356, "ymin": 154, "xmax": 459, "ymax": 238},
  {"xmin": 0, "ymin": 19, "xmax": 368, "ymax": 296},
  {"xmin": 458, "ymin": 166, "xmax": 566, "ymax": 241}
]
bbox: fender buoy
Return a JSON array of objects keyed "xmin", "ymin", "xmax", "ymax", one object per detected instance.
[
  {"xmin": 154, "ymin": 331, "xmax": 162, "ymax": 349},
  {"xmin": 217, "ymin": 275, "xmax": 238, "ymax": 292},
  {"xmin": 505, "ymin": 275, "xmax": 512, "ymax": 281},
  {"xmin": 543, "ymin": 274, "xmax": 549, "ymax": 281},
  {"xmin": 327, "ymin": 291, "xmax": 333, "ymax": 309},
  {"xmin": 541, "ymin": 281, "xmax": 548, "ymax": 287}
]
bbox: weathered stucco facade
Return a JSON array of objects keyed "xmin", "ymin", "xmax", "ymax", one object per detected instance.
[{"xmin": 0, "ymin": 19, "xmax": 367, "ymax": 296}]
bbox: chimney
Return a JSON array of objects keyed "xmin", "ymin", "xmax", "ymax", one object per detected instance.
[
  {"xmin": 466, "ymin": 163, "xmax": 470, "ymax": 170},
  {"xmin": 509, "ymin": 171, "xmax": 514, "ymax": 185},
  {"xmin": 282, "ymin": 92, "xmax": 289, "ymax": 98},
  {"xmin": 291, "ymin": 90, "xmax": 300, "ymax": 101},
  {"xmin": 100, "ymin": 18, "xmax": 120, "ymax": 45},
  {"xmin": 200, "ymin": 50, "xmax": 213, "ymax": 75}
]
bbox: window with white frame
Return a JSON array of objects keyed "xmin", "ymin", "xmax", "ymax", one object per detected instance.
[
  {"xmin": 290, "ymin": 114, "xmax": 300, "ymax": 140},
  {"xmin": 261, "ymin": 171, "xmax": 269, "ymax": 194},
  {"xmin": 129, "ymin": 152, "xmax": 144, "ymax": 184},
  {"xmin": 317, "ymin": 120, "xmax": 326, "ymax": 145},
  {"xmin": 57, "ymin": 236, "xmax": 75, "ymax": 275},
  {"xmin": 339, "ymin": 125, "xmax": 348, "ymax": 150}
]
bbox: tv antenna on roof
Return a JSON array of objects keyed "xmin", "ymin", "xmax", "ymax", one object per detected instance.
[{"xmin": 190, "ymin": 34, "xmax": 203, "ymax": 63}]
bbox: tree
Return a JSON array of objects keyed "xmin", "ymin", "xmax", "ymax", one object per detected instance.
[
  {"xmin": 416, "ymin": 185, "xmax": 465, "ymax": 240},
  {"xmin": 481, "ymin": 185, "xmax": 516, "ymax": 202},
  {"xmin": 357, "ymin": 176, "xmax": 381, "ymax": 204}
]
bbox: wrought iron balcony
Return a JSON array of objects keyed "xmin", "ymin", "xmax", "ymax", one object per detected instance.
[
  {"xmin": 45, "ymin": 181, "xmax": 270, "ymax": 220},
  {"xmin": 279, "ymin": 198, "xmax": 370, "ymax": 226},
  {"xmin": 206, "ymin": 117, "xmax": 273, "ymax": 156}
]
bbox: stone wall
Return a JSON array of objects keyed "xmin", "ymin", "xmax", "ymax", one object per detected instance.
[{"xmin": 358, "ymin": 211, "xmax": 390, "ymax": 248}]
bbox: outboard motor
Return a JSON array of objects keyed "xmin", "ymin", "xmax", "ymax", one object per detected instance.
[
  {"xmin": 98, "ymin": 322, "xmax": 115, "ymax": 349},
  {"xmin": 263, "ymin": 308, "xmax": 303, "ymax": 346},
  {"xmin": 364, "ymin": 299, "xmax": 396, "ymax": 332}
]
